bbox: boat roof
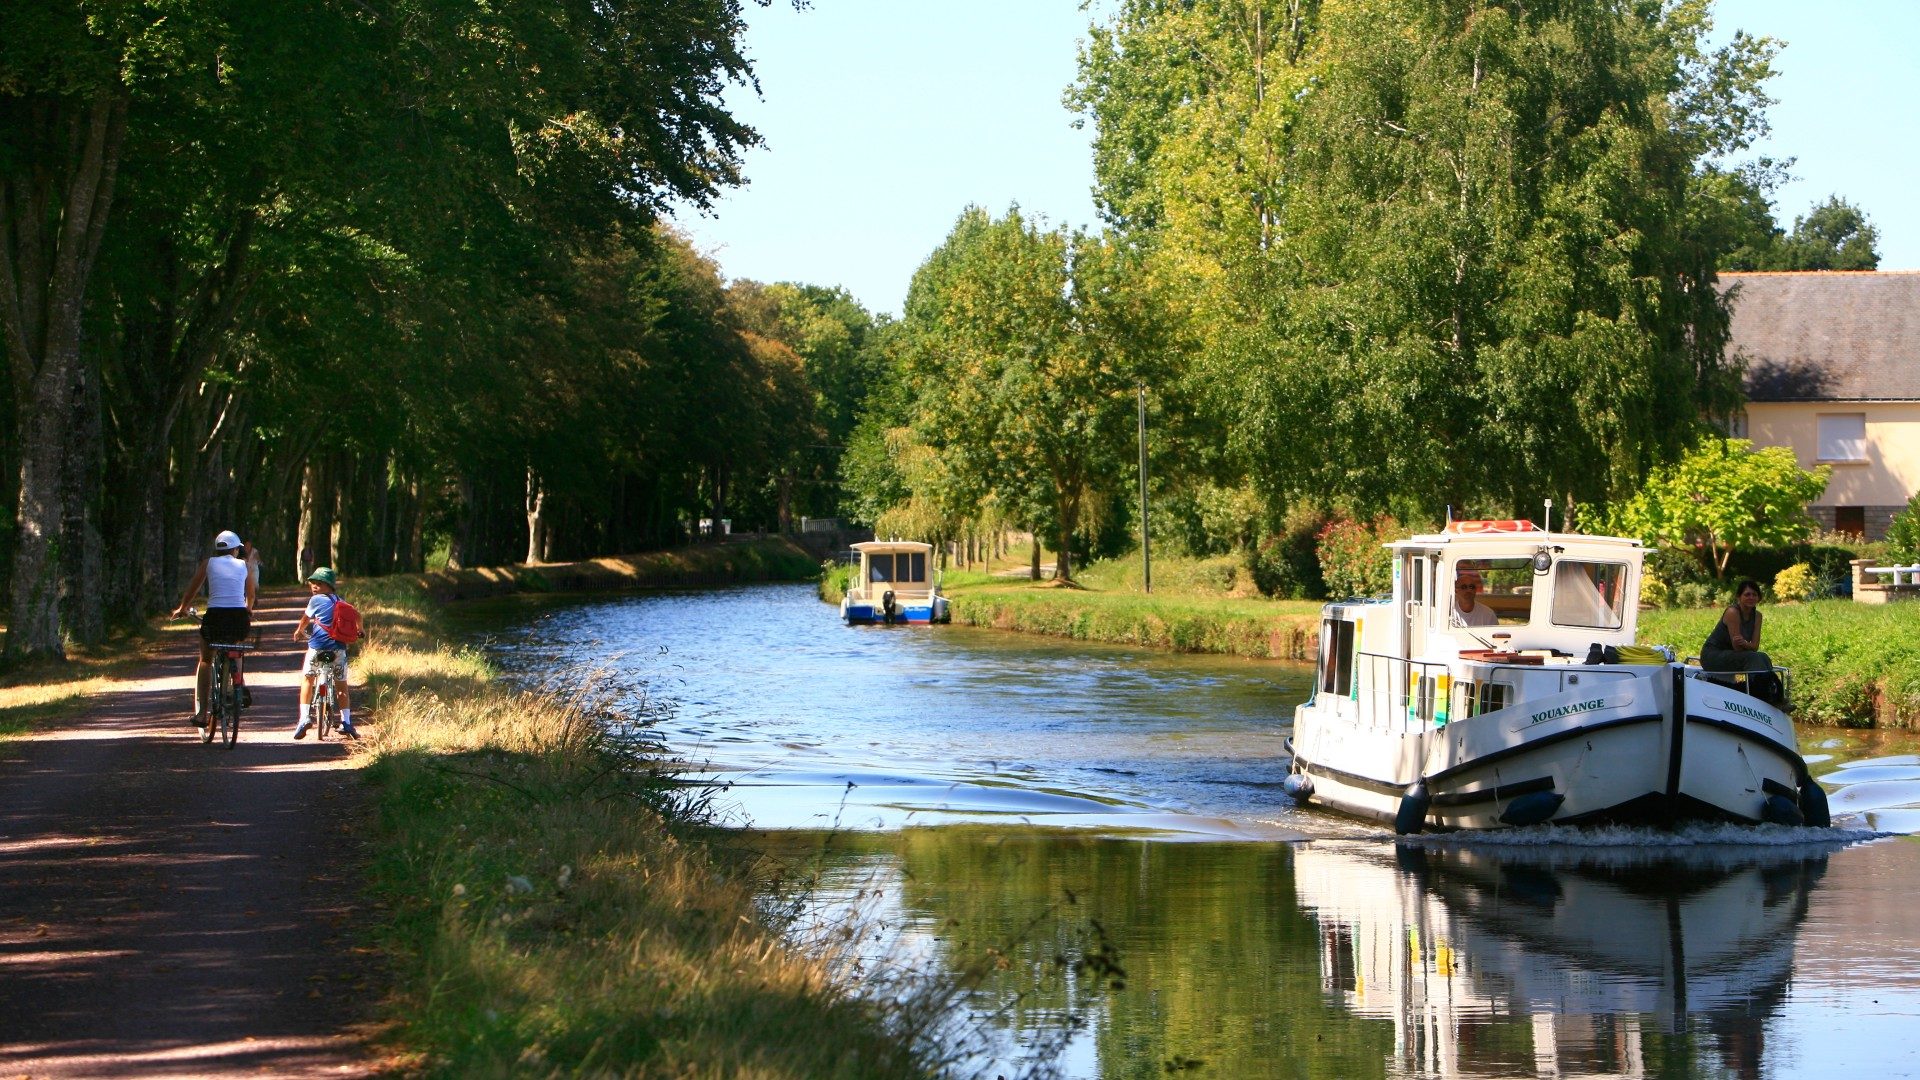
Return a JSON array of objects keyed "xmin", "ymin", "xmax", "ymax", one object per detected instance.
[
  {"xmin": 851, "ymin": 540, "xmax": 934, "ymax": 554},
  {"xmin": 1388, "ymin": 522, "xmax": 1643, "ymax": 555}
]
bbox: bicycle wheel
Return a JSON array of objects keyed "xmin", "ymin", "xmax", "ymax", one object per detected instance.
[
  {"xmin": 318, "ymin": 682, "xmax": 337, "ymax": 740},
  {"xmin": 221, "ymin": 679, "xmax": 241, "ymax": 746},
  {"xmin": 201, "ymin": 661, "xmax": 219, "ymax": 744}
]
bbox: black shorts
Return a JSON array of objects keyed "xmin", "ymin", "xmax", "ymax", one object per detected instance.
[{"xmin": 200, "ymin": 607, "xmax": 251, "ymax": 645}]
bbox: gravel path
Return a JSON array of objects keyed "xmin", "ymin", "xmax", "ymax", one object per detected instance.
[{"xmin": 0, "ymin": 589, "xmax": 379, "ymax": 1077}]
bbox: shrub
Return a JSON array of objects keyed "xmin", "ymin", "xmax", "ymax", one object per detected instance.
[
  {"xmin": 1886, "ymin": 491, "xmax": 1920, "ymax": 564},
  {"xmin": 1247, "ymin": 503, "xmax": 1330, "ymax": 599},
  {"xmin": 1317, "ymin": 515, "xmax": 1401, "ymax": 599},
  {"xmin": 1639, "ymin": 573, "xmax": 1673, "ymax": 609},
  {"xmin": 1669, "ymin": 581, "xmax": 1723, "ymax": 610},
  {"xmin": 1773, "ymin": 563, "xmax": 1816, "ymax": 603}
]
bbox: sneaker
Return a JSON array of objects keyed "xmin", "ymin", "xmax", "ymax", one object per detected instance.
[
  {"xmin": 293, "ymin": 719, "xmax": 311, "ymax": 740},
  {"xmin": 337, "ymin": 721, "xmax": 359, "ymax": 741},
  {"xmin": 238, "ymin": 686, "xmax": 252, "ymax": 709}
]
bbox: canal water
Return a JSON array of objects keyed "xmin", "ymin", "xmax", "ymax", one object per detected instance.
[{"xmin": 467, "ymin": 583, "xmax": 1920, "ymax": 1079}]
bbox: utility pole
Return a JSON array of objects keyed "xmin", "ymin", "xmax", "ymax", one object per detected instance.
[{"xmin": 1138, "ymin": 384, "xmax": 1151, "ymax": 594}]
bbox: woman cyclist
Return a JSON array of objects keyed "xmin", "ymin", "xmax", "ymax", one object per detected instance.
[{"xmin": 171, "ymin": 530, "xmax": 257, "ymax": 727}]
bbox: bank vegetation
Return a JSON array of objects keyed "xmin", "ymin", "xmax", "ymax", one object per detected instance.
[{"xmin": 349, "ymin": 552, "xmax": 945, "ymax": 1076}]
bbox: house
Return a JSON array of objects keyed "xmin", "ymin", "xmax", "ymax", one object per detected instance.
[{"xmin": 1721, "ymin": 271, "xmax": 1920, "ymax": 539}]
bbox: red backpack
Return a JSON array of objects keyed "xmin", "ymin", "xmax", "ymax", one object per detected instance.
[{"xmin": 325, "ymin": 597, "xmax": 362, "ymax": 644}]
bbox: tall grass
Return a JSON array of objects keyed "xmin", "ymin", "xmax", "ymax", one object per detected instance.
[
  {"xmin": 350, "ymin": 572, "xmax": 950, "ymax": 1077},
  {"xmin": 1641, "ymin": 599, "xmax": 1920, "ymax": 728}
]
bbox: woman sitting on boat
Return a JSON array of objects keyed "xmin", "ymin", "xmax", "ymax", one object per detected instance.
[{"xmin": 1702, "ymin": 580, "xmax": 1781, "ymax": 700}]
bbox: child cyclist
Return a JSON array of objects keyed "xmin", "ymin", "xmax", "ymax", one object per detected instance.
[{"xmin": 292, "ymin": 566, "xmax": 357, "ymax": 739}]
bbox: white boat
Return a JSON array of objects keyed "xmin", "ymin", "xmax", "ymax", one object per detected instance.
[
  {"xmin": 840, "ymin": 540, "xmax": 951, "ymax": 625},
  {"xmin": 1286, "ymin": 521, "xmax": 1829, "ymax": 832}
]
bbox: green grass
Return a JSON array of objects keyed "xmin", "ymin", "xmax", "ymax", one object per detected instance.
[
  {"xmin": 349, "ymin": 554, "xmax": 946, "ymax": 1077},
  {"xmin": 1641, "ymin": 599, "xmax": 1920, "ymax": 728},
  {"xmin": 930, "ymin": 551, "xmax": 1321, "ymax": 660},
  {"xmin": 0, "ymin": 626, "xmax": 164, "ymax": 737}
]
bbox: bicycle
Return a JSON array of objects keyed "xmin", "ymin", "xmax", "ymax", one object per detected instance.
[
  {"xmin": 186, "ymin": 607, "xmax": 253, "ymax": 748},
  {"xmin": 310, "ymin": 647, "xmax": 341, "ymax": 740}
]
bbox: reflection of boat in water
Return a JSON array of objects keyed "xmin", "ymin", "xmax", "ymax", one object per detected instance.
[
  {"xmin": 841, "ymin": 541, "xmax": 952, "ymax": 625},
  {"xmin": 1293, "ymin": 841, "xmax": 1828, "ymax": 1078},
  {"xmin": 1287, "ymin": 523, "xmax": 1828, "ymax": 832}
]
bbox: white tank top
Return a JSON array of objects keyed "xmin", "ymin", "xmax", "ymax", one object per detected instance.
[{"xmin": 207, "ymin": 555, "xmax": 249, "ymax": 608}]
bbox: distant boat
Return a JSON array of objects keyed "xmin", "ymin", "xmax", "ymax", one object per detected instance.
[
  {"xmin": 841, "ymin": 541, "xmax": 951, "ymax": 625},
  {"xmin": 1286, "ymin": 521, "xmax": 1829, "ymax": 832}
]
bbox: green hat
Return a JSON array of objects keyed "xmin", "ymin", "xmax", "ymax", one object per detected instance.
[{"xmin": 307, "ymin": 566, "xmax": 338, "ymax": 588}]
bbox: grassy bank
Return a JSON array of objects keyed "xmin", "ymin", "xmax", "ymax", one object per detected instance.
[
  {"xmin": 415, "ymin": 537, "xmax": 819, "ymax": 602},
  {"xmin": 1641, "ymin": 599, "xmax": 1920, "ymax": 729},
  {"xmin": 346, "ymin": 557, "xmax": 941, "ymax": 1076},
  {"xmin": 896, "ymin": 553, "xmax": 1322, "ymax": 660},
  {"xmin": 0, "ymin": 627, "xmax": 162, "ymax": 737}
]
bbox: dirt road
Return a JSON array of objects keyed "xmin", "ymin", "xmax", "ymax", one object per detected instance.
[{"xmin": 0, "ymin": 589, "xmax": 377, "ymax": 1077}]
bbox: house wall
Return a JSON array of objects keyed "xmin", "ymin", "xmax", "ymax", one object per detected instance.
[{"xmin": 1745, "ymin": 401, "xmax": 1920, "ymax": 537}]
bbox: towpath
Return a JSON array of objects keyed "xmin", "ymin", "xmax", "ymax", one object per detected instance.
[{"xmin": 0, "ymin": 588, "xmax": 378, "ymax": 1077}]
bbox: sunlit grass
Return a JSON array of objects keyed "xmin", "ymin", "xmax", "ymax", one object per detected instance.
[
  {"xmin": 1642, "ymin": 599, "xmax": 1920, "ymax": 728},
  {"xmin": 0, "ymin": 627, "xmax": 161, "ymax": 736},
  {"xmin": 935, "ymin": 550, "xmax": 1323, "ymax": 659},
  {"xmin": 351, "ymin": 565, "xmax": 952, "ymax": 1076}
]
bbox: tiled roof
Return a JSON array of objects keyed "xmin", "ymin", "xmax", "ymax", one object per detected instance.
[{"xmin": 1719, "ymin": 271, "xmax": 1920, "ymax": 402}]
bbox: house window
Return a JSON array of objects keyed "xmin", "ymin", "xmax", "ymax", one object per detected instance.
[
  {"xmin": 1835, "ymin": 506, "xmax": 1866, "ymax": 538},
  {"xmin": 1817, "ymin": 414, "xmax": 1867, "ymax": 462}
]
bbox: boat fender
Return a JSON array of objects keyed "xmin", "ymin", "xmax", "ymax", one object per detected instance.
[
  {"xmin": 1282, "ymin": 772, "xmax": 1314, "ymax": 805},
  {"xmin": 1763, "ymin": 793, "xmax": 1805, "ymax": 827},
  {"xmin": 1393, "ymin": 782, "xmax": 1431, "ymax": 835},
  {"xmin": 1498, "ymin": 791, "xmax": 1565, "ymax": 827},
  {"xmin": 1799, "ymin": 779, "xmax": 1831, "ymax": 828}
]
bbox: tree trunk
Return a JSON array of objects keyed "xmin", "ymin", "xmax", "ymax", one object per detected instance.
[
  {"xmin": 525, "ymin": 466, "xmax": 546, "ymax": 564},
  {"xmin": 1029, "ymin": 534, "xmax": 1041, "ymax": 581},
  {"xmin": 0, "ymin": 91, "xmax": 127, "ymax": 657},
  {"xmin": 61, "ymin": 361, "xmax": 105, "ymax": 644}
]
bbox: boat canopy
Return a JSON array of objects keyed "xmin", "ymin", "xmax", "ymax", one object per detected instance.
[
  {"xmin": 852, "ymin": 540, "xmax": 935, "ymax": 588},
  {"xmin": 1380, "ymin": 529, "xmax": 1647, "ymax": 655}
]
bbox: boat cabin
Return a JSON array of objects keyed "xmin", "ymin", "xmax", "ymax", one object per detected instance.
[
  {"xmin": 842, "ymin": 540, "xmax": 951, "ymax": 624},
  {"xmin": 1314, "ymin": 522, "xmax": 1650, "ymax": 728}
]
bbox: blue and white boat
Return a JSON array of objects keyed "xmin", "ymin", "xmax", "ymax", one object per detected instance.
[
  {"xmin": 1287, "ymin": 521, "xmax": 1828, "ymax": 832},
  {"xmin": 841, "ymin": 540, "xmax": 951, "ymax": 625}
]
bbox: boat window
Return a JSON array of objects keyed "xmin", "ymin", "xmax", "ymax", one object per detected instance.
[
  {"xmin": 869, "ymin": 555, "xmax": 895, "ymax": 583},
  {"xmin": 1452, "ymin": 558, "xmax": 1533, "ymax": 625},
  {"xmin": 909, "ymin": 552, "xmax": 926, "ymax": 583},
  {"xmin": 1477, "ymin": 681, "xmax": 1510, "ymax": 714},
  {"xmin": 1320, "ymin": 619, "xmax": 1355, "ymax": 697},
  {"xmin": 1408, "ymin": 555, "xmax": 1426, "ymax": 604},
  {"xmin": 1551, "ymin": 561, "xmax": 1627, "ymax": 630}
]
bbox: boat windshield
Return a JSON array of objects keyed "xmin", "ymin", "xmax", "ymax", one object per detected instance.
[
  {"xmin": 1453, "ymin": 558, "xmax": 1532, "ymax": 625},
  {"xmin": 1550, "ymin": 560, "xmax": 1628, "ymax": 629}
]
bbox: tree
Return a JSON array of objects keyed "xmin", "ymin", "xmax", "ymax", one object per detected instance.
[
  {"xmin": 1721, "ymin": 194, "xmax": 1881, "ymax": 271},
  {"xmin": 1588, "ymin": 437, "xmax": 1830, "ymax": 577},
  {"xmin": 1072, "ymin": 0, "xmax": 1780, "ymax": 528},
  {"xmin": 899, "ymin": 209, "xmax": 1156, "ymax": 582},
  {"xmin": 1884, "ymin": 492, "xmax": 1920, "ymax": 566}
]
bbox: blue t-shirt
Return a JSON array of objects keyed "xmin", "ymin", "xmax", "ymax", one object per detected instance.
[{"xmin": 306, "ymin": 593, "xmax": 345, "ymax": 651}]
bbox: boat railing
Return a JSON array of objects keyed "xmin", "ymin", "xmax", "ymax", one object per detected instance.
[
  {"xmin": 1683, "ymin": 660, "xmax": 1793, "ymax": 710},
  {"xmin": 1354, "ymin": 651, "xmax": 1453, "ymax": 734}
]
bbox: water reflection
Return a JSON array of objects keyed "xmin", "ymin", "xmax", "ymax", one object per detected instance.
[{"xmin": 781, "ymin": 830, "xmax": 1859, "ymax": 1079}]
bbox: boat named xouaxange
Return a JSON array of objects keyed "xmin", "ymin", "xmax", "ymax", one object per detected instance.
[
  {"xmin": 1286, "ymin": 521, "xmax": 1830, "ymax": 833},
  {"xmin": 840, "ymin": 540, "xmax": 952, "ymax": 625}
]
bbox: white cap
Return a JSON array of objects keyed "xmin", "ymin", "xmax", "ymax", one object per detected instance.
[{"xmin": 214, "ymin": 530, "xmax": 243, "ymax": 551}]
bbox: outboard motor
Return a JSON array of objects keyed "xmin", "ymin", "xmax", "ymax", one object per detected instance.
[{"xmin": 881, "ymin": 589, "xmax": 897, "ymax": 625}]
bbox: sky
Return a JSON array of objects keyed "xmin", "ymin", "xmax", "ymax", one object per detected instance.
[{"xmin": 679, "ymin": 0, "xmax": 1920, "ymax": 319}]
